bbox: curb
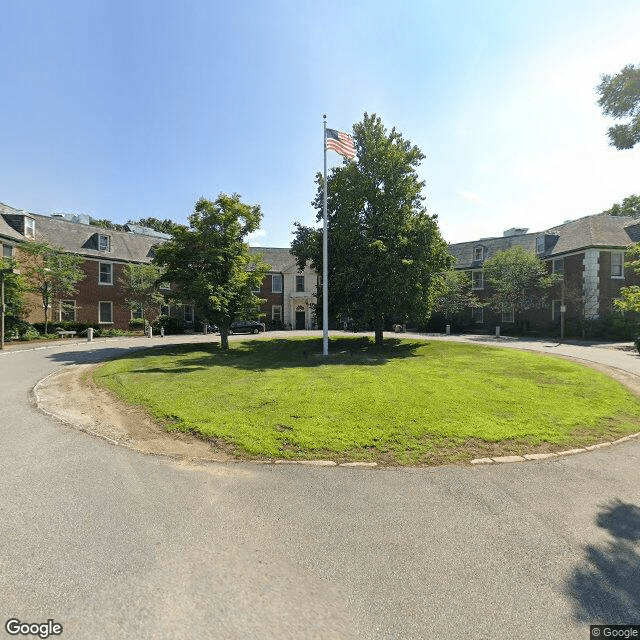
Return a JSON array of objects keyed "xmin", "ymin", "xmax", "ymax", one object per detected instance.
[{"xmin": 469, "ymin": 432, "xmax": 640, "ymax": 465}]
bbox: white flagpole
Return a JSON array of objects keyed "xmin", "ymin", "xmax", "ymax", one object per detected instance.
[{"xmin": 322, "ymin": 116, "xmax": 329, "ymax": 356}]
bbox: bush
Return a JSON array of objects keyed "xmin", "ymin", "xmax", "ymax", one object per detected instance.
[
  {"xmin": 129, "ymin": 318, "xmax": 147, "ymax": 331},
  {"xmin": 152, "ymin": 315, "xmax": 186, "ymax": 335},
  {"xmin": 20, "ymin": 327, "xmax": 41, "ymax": 341}
]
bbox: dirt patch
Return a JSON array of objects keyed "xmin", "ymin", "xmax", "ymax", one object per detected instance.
[{"xmin": 33, "ymin": 364, "xmax": 236, "ymax": 463}]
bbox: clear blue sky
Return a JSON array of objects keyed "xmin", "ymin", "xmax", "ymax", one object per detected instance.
[{"xmin": 1, "ymin": 0, "xmax": 638, "ymax": 246}]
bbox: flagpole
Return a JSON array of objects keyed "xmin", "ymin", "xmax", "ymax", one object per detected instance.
[{"xmin": 322, "ymin": 116, "xmax": 329, "ymax": 356}]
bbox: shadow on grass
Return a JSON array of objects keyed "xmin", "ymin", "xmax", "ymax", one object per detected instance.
[
  {"xmin": 93, "ymin": 336, "xmax": 428, "ymax": 374},
  {"xmin": 564, "ymin": 499, "xmax": 640, "ymax": 623}
]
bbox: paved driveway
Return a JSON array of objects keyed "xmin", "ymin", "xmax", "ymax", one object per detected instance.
[{"xmin": 1, "ymin": 332, "xmax": 639, "ymax": 639}]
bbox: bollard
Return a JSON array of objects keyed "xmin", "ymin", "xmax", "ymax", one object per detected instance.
[
  {"xmin": 445, "ymin": 324, "xmax": 450, "ymax": 335},
  {"xmin": 496, "ymin": 325, "xmax": 500, "ymax": 338},
  {"xmin": 87, "ymin": 327, "xmax": 93, "ymax": 342},
  {"xmin": 147, "ymin": 325, "xmax": 153, "ymax": 338},
  {"xmin": 160, "ymin": 327, "xmax": 164, "ymax": 338}
]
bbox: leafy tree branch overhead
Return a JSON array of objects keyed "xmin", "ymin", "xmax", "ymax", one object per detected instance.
[{"xmin": 597, "ymin": 63, "xmax": 640, "ymax": 150}]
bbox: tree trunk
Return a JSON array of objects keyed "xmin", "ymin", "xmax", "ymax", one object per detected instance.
[
  {"xmin": 374, "ymin": 319, "xmax": 384, "ymax": 348},
  {"xmin": 220, "ymin": 327, "xmax": 229, "ymax": 350}
]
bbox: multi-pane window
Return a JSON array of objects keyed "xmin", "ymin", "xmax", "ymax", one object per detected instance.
[
  {"xmin": 552, "ymin": 258, "xmax": 564, "ymax": 275},
  {"xmin": 99, "ymin": 301, "xmax": 113, "ymax": 323},
  {"xmin": 611, "ymin": 251, "xmax": 624, "ymax": 278},
  {"xmin": 272, "ymin": 274, "xmax": 282, "ymax": 293},
  {"xmin": 2, "ymin": 244, "xmax": 13, "ymax": 258},
  {"xmin": 98, "ymin": 234, "xmax": 110, "ymax": 251},
  {"xmin": 272, "ymin": 305, "xmax": 282, "ymax": 322},
  {"xmin": 471, "ymin": 307, "xmax": 483, "ymax": 323},
  {"xmin": 471, "ymin": 271, "xmax": 484, "ymax": 290},
  {"xmin": 184, "ymin": 305, "xmax": 194, "ymax": 323},
  {"xmin": 474, "ymin": 246, "xmax": 484, "ymax": 261},
  {"xmin": 501, "ymin": 308, "xmax": 514, "ymax": 323},
  {"xmin": 296, "ymin": 275, "xmax": 305, "ymax": 292},
  {"xmin": 99, "ymin": 262, "xmax": 113, "ymax": 284},
  {"xmin": 60, "ymin": 300, "xmax": 76, "ymax": 322}
]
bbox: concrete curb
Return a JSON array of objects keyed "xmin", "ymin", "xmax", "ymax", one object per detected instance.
[{"xmin": 469, "ymin": 432, "xmax": 640, "ymax": 465}]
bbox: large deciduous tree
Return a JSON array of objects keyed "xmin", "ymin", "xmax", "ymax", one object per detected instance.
[
  {"xmin": 596, "ymin": 63, "xmax": 640, "ymax": 150},
  {"xmin": 483, "ymin": 247, "xmax": 557, "ymax": 331},
  {"xmin": 614, "ymin": 244, "xmax": 640, "ymax": 314},
  {"xmin": 153, "ymin": 195, "xmax": 269, "ymax": 350},
  {"xmin": 600, "ymin": 194, "xmax": 640, "ymax": 217},
  {"xmin": 0, "ymin": 256, "xmax": 26, "ymax": 320},
  {"xmin": 18, "ymin": 240, "xmax": 86, "ymax": 333},
  {"xmin": 432, "ymin": 270, "xmax": 483, "ymax": 322},
  {"xmin": 291, "ymin": 113, "xmax": 452, "ymax": 347}
]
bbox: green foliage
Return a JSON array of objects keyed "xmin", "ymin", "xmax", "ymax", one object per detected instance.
[
  {"xmin": 292, "ymin": 113, "xmax": 453, "ymax": 346},
  {"xmin": 94, "ymin": 338, "xmax": 640, "ymax": 464},
  {"xmin": 18, "ymin": 240, "xmax": 86, "ymax": 333},
  {"xmin": 596, "ymin": 63, "xmax": 640, "ymax": 150},
  {"xmin": 601, "ymin": 194, "xmax": 640, "ymax": 217},
  {"xmin": 119, "ymin": 262, "xmax": 166, "ymax": 324},
  {"xmin": 129, "ymin": 317, "xmax": 147, "ymax": 330},
  {"xmin": 128, "ymin": 217, "xmax": 185, "ymax": 235},
  {"xmin": 432, "ymin": 270, "xmax": 482, "ymax": 318},
  {"xmin": 90, "ymin": 219, "xmax": 126, "ymax": 231},
  {"xmin": 483, "ymin": 247, "xmax": 557, "ymax": 326},
  {"xmin": 152, "ymin": 314, "xmax": 185, "ymax": 335},
  {"xmin": 615, "ymin": 244, "xmax": 640, "ymax": 314},
  {"xmin": 0, "ymin": 256, "xmax": 26, "ymax": 319},
  {"xmin": 153, "ymin": 194, "xmax": 269, "ymax": 349}
]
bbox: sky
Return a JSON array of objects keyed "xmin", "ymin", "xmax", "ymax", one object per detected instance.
[{"xmin": 1, "ymin": 0, "xmax": 638, "ymax": 247}]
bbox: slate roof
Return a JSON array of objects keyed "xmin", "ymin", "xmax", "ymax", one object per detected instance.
[
  {"xmin": 249, "ymin": 247, "xmax": 301, "ymax": 273},
  {"xmin": 450, "ymin": 214, "xmax": 640, "ymax": 268}
]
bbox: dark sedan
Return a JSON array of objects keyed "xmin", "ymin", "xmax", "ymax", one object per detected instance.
[{"xmin": 229, "ymin": 320, "xmax": 265, "ymax": 334}]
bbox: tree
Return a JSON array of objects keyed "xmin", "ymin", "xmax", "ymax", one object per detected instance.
[
  {"xmin": 18, "ymin": 240, "xmax": 86, "ymax": 333},
  {"xmin": 483, "ymin": 247, "xmax": 557, "ymax": 331},
  {"xmin": 601, "ymin": 194, "xmax": 640, "ymax": 217},
  {"xmin": 432, "ymin": 270, "xmax": 483, "ymax": 321},
  {"xmin": 90, "ymin": 219, "xmax": 126, "ymax": 231},
  {"xmin": 596, "ymin": 63, "xmax": 640, "ymax": 150},
  {"xmin": 119, "ymin": 263, "xmax": 167, "ymax": 327},
  {"xmin": 128, "ymin": 217, "xmax": 185, "ymax": 235},
  {"xmin": 291, "ymin": 113, "xmax": 453, "ymax": 347},
  {"xmin": 153, "ymin": 195, "xmax": 269, "ymax": 350},
  {"xmin": 0, "ymin": 256, "xmax": 26, "ymax": 320},
  {"xmin": 614, "ymin": 244, "xmax": 640, "ymax": 313}
]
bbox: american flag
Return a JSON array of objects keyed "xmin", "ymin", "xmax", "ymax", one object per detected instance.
[{"xmin": 326, "ymin": 128, "xmax": 356, "ymax": 160}]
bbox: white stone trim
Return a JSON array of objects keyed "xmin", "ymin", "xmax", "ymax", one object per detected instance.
[{"xmin": 582, "ymin": 249, "xmax": 599, "ymax": 319}]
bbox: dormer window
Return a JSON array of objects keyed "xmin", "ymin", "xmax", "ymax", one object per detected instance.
[
  {"xmin": 98, "ymin": 234, "xmax": 110, "ymax": 252},
  {"xmin": 24, "ymin": 217, "xmax": 35, "ymax": 238},
  {"xmin": 473, "ymin": 246, "xmax": 484, "ymax": 261},
  {"xmin": 536, "ymin": 236, "xmax": 545, "ymax": 254}
]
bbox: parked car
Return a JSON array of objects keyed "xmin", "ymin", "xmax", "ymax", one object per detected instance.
[{"xmin": 229, "ymin": 320, "xmax": 265, "ymax": 334}]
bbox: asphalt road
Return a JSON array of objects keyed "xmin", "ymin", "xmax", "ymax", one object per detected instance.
[{"xmin": 1, "ymin": 332, "xmax": 639, "ymax": 639}]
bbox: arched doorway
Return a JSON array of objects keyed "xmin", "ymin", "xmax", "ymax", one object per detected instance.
[{"xmin": 295, "ymin": 305, "xmax": 306, "ymax": 330}]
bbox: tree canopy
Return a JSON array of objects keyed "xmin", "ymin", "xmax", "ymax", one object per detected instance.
[
  {"xmin": 600, "ymin": 194, "xmax": 640, "ymax": 217},
  {"xmin": 128, "ymin": 217, "xmax": 186, "ymax": 235},
  {"xmin": 596, "ymin": 63, "xmax": 640, "ymax": 150},
  {"xmin": 0, "ymin": 256, "xmax": 25, "ymax": 320},
  {"xmin": 153, "ymin": 195, "xmax": 269, "ymax": 349},
  {"xmin": 432, "ymin": 270, "xmax": 482, "ymax": 320},
  {"xmin": 18, "ymin": 240, "xmax": 86, "ymax": 333},
  {"xmin": 483, "ymin": 247, "xmax": 557, "ymax": 329},
  {"xmin": 118, "ymin": 262, "xmax": 167, "ymax": 326},
  {"xmin": 614, "ymin": 244, "xmax": 640, "ymax": 313},
  {"xmin": 291, "ymin": 113, "xmax": 452, "ymax": 347}
]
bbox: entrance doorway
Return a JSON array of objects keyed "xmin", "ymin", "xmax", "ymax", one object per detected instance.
[{"xmin": 295, "ymin": 308, "xmax": 306, "ymax": 330}]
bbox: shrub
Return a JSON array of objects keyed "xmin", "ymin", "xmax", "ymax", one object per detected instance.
[
  {"xmin": 152, "ymin": 315, "xmax": 185, "ymax": 335},
  {"xmin": 129, "ymin": 318, "xmax": 147, "ymax": 331},
  {"xmin": 20, "ymin": 327, "xmax": 41, "ymax": 341}
]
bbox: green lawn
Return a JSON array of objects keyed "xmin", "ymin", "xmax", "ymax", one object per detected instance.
[{"xmin": 92, "ymin": 337, "xmax": 640, "ymax": 465}]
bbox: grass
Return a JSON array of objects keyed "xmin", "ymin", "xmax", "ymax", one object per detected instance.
[{"xmin": 92, "ymin": 337, "xmax": 640, "ymax": 465}]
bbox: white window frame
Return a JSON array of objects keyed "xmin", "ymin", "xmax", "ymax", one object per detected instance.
[
  {"xmin": 552, "ymin": 258, "xmax": 564, "ymax": 275},
  {"xmin": 24, "ymin": 217, "xmax": 35, "ymax": 237},
  {"xmin": 59, "ymin": 300, "xmax": 76, "ymax": 322},
  {"xmin": 98, "ymin": 301, "xmax": 113, "ymax": 324},
  {"xmin": 474, "ymin": 246, "xmax": 484, "ymax": 261},
  {"xmin": 296, "ymin": 275, "xmax": 305, "ymax": 292},
  {"xmin": 501, "ymin": 308, "xmax": 514, "ymax": 323},
  {"xmin": 471, "ymin": 270, "xmax": 484, "ymax": 290},
  {"xmin": 98, "ymin": 234, "xmax": 110, "ymax": 252},
  {"xmin": 272, "ymin": 305, "xmax": 283, "ymax": 322},
  {"xmin": 272, "ymin": 274, "xmax": 282, "ymax": 293},
  {"xmin": 99, "ymin": 261, "xmax": 113, "ymax": 285},
  {"xmin": 611, "ymin": 251, "xmax": 624, "ymax": 278},
  {"xmin": 183, "ymin": 304, "xmax": 194, "ymax": 323},
  {"xmin": 471, "ymin": 307, "xmax": 483, "ymax": 324}
]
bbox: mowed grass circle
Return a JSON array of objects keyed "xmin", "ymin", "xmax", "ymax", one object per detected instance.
[{"xmin": 93, "ymin": 337, "xmax": 640, "ymax": 465}]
